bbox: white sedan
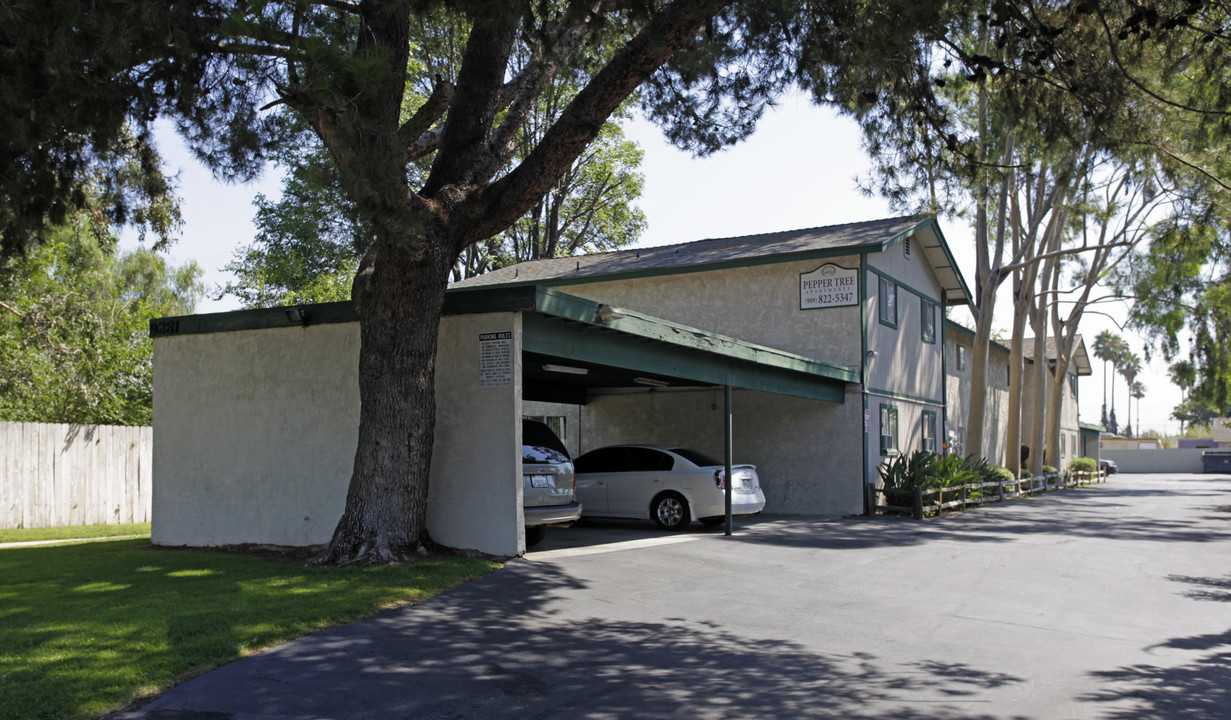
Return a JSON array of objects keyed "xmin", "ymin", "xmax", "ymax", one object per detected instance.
[{"xmin": 573, "ymin": 445, "xmax": 765, "ymax": 530}]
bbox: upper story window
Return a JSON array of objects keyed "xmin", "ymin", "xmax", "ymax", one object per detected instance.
[
  {"xmin": 956, "ymin": 345, "xmax": 967, "ymax": 371},
  {"xmin": 921, "ymin": 298, "xmax": 936, "ymax": 343},
  {"xmin": 878, "ymin": 276, "xmax": 898, "ymax": 328}
]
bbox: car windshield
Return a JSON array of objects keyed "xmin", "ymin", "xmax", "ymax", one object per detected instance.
[
  {"xmin": 523, "ymin": 419, "xmax": 570, "ymax": 464},
  {"xmin": 669, "ymin": 448, "xmax": 723, "ymax": 467}
]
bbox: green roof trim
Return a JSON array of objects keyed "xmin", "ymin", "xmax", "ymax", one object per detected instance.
[{"xmin": 150, "ymin": 284, "xmax": 856, "ymax": 400}]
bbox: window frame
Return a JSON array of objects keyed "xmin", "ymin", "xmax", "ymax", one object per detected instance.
[
  {"xmin": 921, "ymin": 410, "xmax": 937, "ymax": 452},
  {"xmin": 879, "ymin": 404, "xmax": 900, "ymax": 456},
  {"xmin": 920, "ymin": 297, "xmax": 936, "ymax": 344},
  {"xmin": 878, "ymin": 276, "xmax": 898, "ymax": 328}
]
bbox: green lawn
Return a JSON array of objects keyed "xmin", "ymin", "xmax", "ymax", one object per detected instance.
[
  {"xmin": 0, "ymin": 538, "xmax": 498, "ymax": 720},
  {"xmin": 0, "ymin": 522, "xmax": 152, "ymax": 544}
]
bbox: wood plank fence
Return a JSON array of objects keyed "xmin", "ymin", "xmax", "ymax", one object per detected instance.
[
  {"xmin": 0, "ymin": 422, "xmax": 152, "ymax": 529},
  {"xmin": 877, "ymin": 469, "xmax": 1109, "ymax": 520}
]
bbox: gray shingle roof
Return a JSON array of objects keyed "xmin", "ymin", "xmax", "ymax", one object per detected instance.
[{"xmin": 452, "ymin": 215, "xmax": 963, "ymax": 296}]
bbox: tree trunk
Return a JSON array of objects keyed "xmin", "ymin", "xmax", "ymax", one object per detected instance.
[{"xmin": 316, "ymin": 230, "xmax": 455, "ymax": 565}]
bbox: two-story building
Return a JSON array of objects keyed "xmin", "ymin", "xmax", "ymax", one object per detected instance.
[{"xmin": 151, "ymin": 215, "xmax": 982, "ymax": 556}]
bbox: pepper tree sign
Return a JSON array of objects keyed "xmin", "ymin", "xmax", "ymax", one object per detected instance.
[{"xmin": 800, "ymin": 264, "xmax": 858, "ymax": 310}]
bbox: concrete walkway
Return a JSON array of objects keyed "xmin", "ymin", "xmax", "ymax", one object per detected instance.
[
  {"xmin": 112, "ymin": 473, "xmax": 1231, "ymax": 719},
  {"xmin": 0, "ymin": 534, "xmax": 148, "ymax": 549}
]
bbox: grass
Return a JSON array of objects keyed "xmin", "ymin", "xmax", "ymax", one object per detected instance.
[
  {"xmin": 0, "ymin": 522, "xmax": 152, "ymax": 544},
  {"xmin": 0, "ymin": 538, "xmax": 499, "ymax": 720}
]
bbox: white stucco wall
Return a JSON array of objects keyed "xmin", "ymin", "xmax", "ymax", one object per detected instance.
[
  {"xmin": 153, "ymin": 312, "xmax": 525, "ymax": 557},
  {"xmin": 427, "ymin": 312, "xmax": 522, "ymax": 556},
  {"xmin": 152, "ymin": 323, "xmax": 360, "ymax": 547}
]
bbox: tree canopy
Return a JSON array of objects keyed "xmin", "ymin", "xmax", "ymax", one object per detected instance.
[{"xmin": 0, "ymin": 217, "xmax": 204, "ymax": 425}]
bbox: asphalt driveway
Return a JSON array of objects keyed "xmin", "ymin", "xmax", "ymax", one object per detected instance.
[{"xmin": 113, "ymin": 473, "xmax": 1231, "ymax": 719}]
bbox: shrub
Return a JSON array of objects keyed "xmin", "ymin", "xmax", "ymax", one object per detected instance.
[
  {"xmin": 981, "ymin": 463, "xmax": 1015, "ymax": 484},
  {"xmin": 1069, "ymin": 457, "xmax": 1097, "ymax": 473},
  {"xmin": 1042, "ymin": 465, "xmax": 1058, "ymax": 475}
]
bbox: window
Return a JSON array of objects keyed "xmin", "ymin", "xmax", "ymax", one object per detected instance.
[
  {"xmin": 921, "ymin": 411, "xmax": 937, "ymax": 452},
  {"xmin": 921, "ymin": 298, "xmax": 936, "ymax": 343},
  {"xmin": 527, "ymin": 415, "xmax": 566, "ymax": 441},
  {"xmin": 1073, "ymin": 433, "xmax": 1079, "ymax": 456},
  {"xmin": 1060, "ymin": 433, "xmax": 1066, "ymax": 458},
  {"xmin": 878, "ymin": 276, "xmax": 898, "ymax": 327},
  {"xmin": 956, "ymin": 345, "xmax": 967, "ymax": 371},
  {"xmin": 1069, "ymin": 374, "xmax": 1078, "ymax": 397},
  {"xmin": 879, "ymin": 404, "xmax": 899, "ymax": 455}
]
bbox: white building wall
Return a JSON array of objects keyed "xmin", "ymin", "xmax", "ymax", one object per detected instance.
[
  {"xmin": 152, "ymin": 313, "xmax": 524, "ymax": 556},
  {"xmin": 152, "ymin": 323, "xmax": 360, "ymax": 548}
]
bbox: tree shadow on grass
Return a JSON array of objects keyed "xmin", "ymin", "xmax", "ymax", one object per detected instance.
[
  {"xmin": 1080, "ymin": 629, "xmax": 1231, "ymax": 719},
  {"xmin": 114, "ymin": 561, "xmax": 1029, "ymax": 720}
]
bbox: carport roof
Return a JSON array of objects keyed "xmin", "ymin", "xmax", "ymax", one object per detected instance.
[
  {"xmin": 451, "ymin": 215, "xmax": 974, "ymax": 308},
  {"xmin": 150, "ymin": 285, "xmax": 857, "ymax": 403}
]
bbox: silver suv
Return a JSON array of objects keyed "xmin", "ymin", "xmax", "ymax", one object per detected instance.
[{"xmin": 522, "ymin": 417, "xmax": 581, "ymax": 547}]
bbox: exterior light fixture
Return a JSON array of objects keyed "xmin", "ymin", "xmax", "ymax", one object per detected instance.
[
  {"xmin": 595, "ymin": 304, "xmax": 628, "ymax": 322},
  {"xmin": 543, "ymin": 364, "xmax": 589, "ymax": 375},
  {"xmin": 286, "ymin": 307, "xmax": 309, "ymax": 325},
  {"xmin": 866, "ymin": 350, "xmax": 879, "ymax": 359},
  {"xmin": 633, "ymin": 377, "xmax": 669, "ymax": 387}
]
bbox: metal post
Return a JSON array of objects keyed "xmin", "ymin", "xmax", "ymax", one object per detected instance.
[{"xmin": 724, "ymin": 384, "xmax": 733, "ymax": 536}]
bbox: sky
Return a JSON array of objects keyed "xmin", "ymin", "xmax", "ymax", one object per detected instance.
[{"xmin": 124, "ymin": 94, "xmax": 1186, "ymax": 437}]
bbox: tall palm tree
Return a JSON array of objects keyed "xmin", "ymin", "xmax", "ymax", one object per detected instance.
[
  {"xmin": 1092, "ymin": 330, "xmax": 1121, "ymax": 430},
  {"xmin": 1168, "ymin": 360, "xmax": 1197, "ymax": 434},
  {"xmin": 1131, "ymin": 381, "xmax": 1147, "ymax": 436},
  {"xmin": 1120, "ymin": 352, "xmax": 1142, "ymax": 436}
]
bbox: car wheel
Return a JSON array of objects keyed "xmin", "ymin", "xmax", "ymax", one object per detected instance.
[
  {"xmin": 525, "ymin": 525, "xmax": 547, "ymax": 547},
  {"xmin": 652, "ymin": 492, "xmax": 690, "ymax": 531},
  {"xmin": 699, "ymin": 516, "xmax": 724, "ymax": 527}
]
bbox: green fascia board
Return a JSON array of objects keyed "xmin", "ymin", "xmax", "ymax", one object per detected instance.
[
  {"xmin": 1079, "ymin": 422, "xmax": 1104, "ymax": 436},
  {"xmin": 522, "ymin": 314, "xmax": 848, "ymax": 402}
]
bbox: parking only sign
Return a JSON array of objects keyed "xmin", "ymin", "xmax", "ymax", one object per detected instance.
[{"xmin": 479, "ymin": 331, "xmax": 513, "ymax": 388}]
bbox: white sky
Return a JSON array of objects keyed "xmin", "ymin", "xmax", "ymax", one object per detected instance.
[{"xmin": 125, "ymin": 94, "xmax": 1185, "ymax": 436}]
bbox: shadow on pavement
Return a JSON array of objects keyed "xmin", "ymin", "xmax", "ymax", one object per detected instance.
[
  {"xmin": 117, "ymin": 560, "xmax": 1030, "ymax": 720},
  {"xmin": 1080, "ymin": 628, "xmax": 1231, "ymax": 719}
]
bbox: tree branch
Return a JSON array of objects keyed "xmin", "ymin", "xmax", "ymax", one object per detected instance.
[{"xmin": 468, "ymin": 0, "xmax": 727, "ymax": 244}]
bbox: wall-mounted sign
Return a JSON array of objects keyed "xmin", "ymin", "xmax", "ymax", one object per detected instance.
[
  {"xmin": 479, "ymin": 331, "xmax": 513, "ymax": 388},
  {"xmin": 800, "ymin": 263, "xmax": 858, "ymax": 310}
]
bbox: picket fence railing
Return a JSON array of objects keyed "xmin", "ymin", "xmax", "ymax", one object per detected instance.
[
  {"xmin": 877, "ymin": 469, "xmax": 1109, "ymax": 520},
  {"xmin": 0, "ymin": 422, "xmax": 152, "ymax": 530}
]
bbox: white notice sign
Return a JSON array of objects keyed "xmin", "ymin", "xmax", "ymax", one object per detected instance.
[
  {"xmin": 800, "ymin": 263, "xmax": 858, "ymax": 310},
  {"xmin": 479, "ymin": 332, "xmax": 513, "ymax": 388}
]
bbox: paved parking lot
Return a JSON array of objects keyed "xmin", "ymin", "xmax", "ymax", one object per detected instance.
[{"xmin": 115, "ymin": 473, "xmax": 1231, "ymax": 719}]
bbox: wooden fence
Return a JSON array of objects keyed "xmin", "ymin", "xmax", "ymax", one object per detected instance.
[
  {"xmin": 0, "ymin": 422, "xmax": 152, "ymax": 530},
  {"xmin": 877, "ymin": 469, "xmax": 1109, "ymax": 520}
]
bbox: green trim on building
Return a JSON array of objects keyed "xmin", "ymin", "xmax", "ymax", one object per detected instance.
[
  {"xmin": 150, "ymin": 284, "xmax": 856, "ymax": 403},
  {"xmin": 865, "ymin": 265, "xmax": 944, "ymax": 308},
  {"xmin": 865, "ymin": 387, "xmax": 944, "ymax": 406}
]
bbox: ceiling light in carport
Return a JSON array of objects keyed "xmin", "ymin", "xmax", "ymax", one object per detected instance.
[
  {"xmin": 633, "ymin": 377, "xmax": 670, "ymax": 387},
  {"xmin": 543, "ymin": 364, "xmax": 589, "ymax": 375}
]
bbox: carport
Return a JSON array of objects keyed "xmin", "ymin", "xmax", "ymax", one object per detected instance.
[
  {"xmin": 149, "ymin": 285, "xmax": 859, "ymax": 557},
  {"xmin": 448, "ymin": 285, "xmax": 859, "ymax": 539}
]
